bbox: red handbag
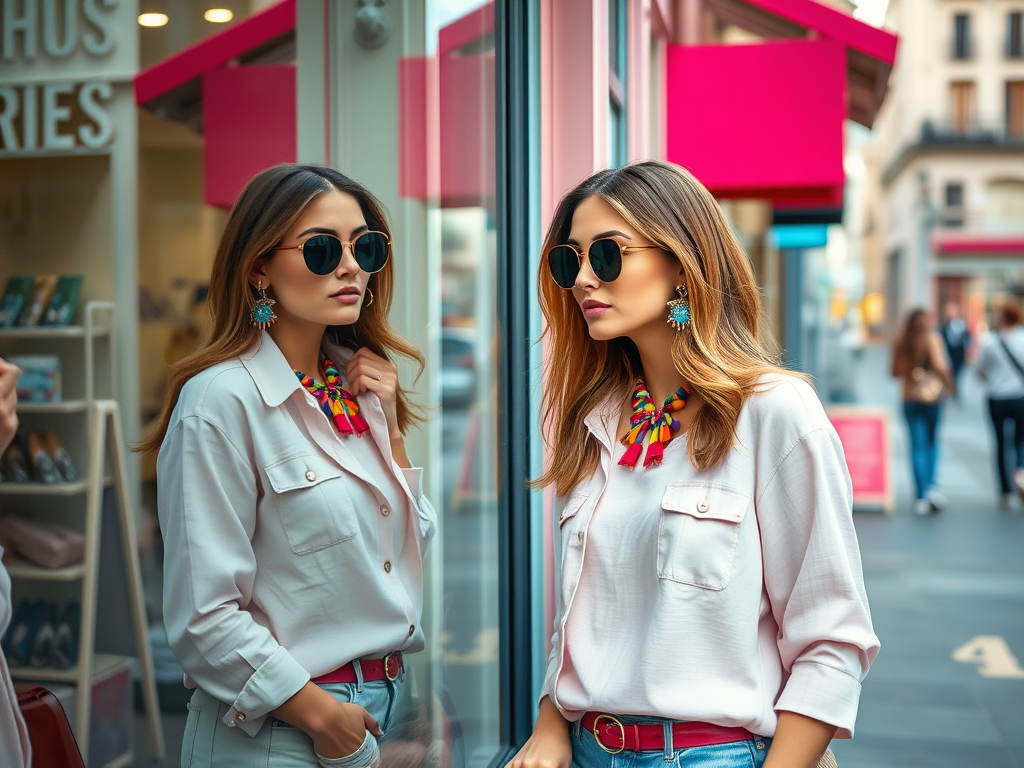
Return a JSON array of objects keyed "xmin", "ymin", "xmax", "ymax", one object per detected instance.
[{"xmin": 15, "ymin": 685, "xmax": 85, "ymax": 768}]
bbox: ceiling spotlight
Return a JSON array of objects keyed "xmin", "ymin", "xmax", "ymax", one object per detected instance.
[
  {"xmin": 204, "ymin": 8, "xmax": 233, "ymax": 22},
  {"xmin": 138, "ymin": 12, "xmax": 169, "ymax": 26}
]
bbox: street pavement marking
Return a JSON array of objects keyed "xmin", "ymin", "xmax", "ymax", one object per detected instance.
[{"xmin": 952, "ymin": 636, "xmax": 1024, "ymax": 679}]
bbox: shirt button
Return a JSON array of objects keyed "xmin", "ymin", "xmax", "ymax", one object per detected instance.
[
  {"xmin": 380, "ymin": 505, "xmax": 390, "ymax": 516},
  {"xmin": 408, "ymin": 624, "xmax": 415, "ymax": 636},
  {"xmin": 697, "ymin": 500, "xmax": 710, "ymax": 513},
  {"xmin": 305, "ymin": 470, "xmax": 317, "ymax": 482},
  {"xmin": 384, "ymin": 560, "xmax": 392, "ymax": 573}
]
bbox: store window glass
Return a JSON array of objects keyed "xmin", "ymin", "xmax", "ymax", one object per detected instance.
[
  {"xmin": 431, "ymin": 5, "xmax": 502, "ymax": 767},
  {"xmin": 301, "ymin": 2, "xmax": 508, "ymax": 767}
]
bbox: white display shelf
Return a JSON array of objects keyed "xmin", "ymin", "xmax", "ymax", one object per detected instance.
[
  {"xmin": 9, "ymin": 652, "xmax": 128, "ymax": 683},
  {"xmin": 4, "ymin": 560, "xmax": 85, "ymax": 581},
  {"xmin": 15, "ymin": 400, "xmax": 89, "ymax": 414},
  {"xmin": 0, "ymin": 324, "xmax": 110, "ymax": 339},
  {"xmin": 0, "ymin": 479, "xmax": 89, "ymax": 496}
]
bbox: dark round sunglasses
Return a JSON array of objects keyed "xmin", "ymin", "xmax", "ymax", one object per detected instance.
[
  {"xmin": 546, "ymin": 238, "xmax": 659, "ymax": 289},
  {"xmin": 274, "ymin": 231, "xmax": 391, "ymax": 276}
]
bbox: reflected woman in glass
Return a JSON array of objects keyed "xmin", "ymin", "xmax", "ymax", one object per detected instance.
[
  {"xmin": 141, "ymin": 164, "xmax": 436, "ymax": 768},
  {"xmin": 511, "ymin": 162, "xmax": 878, "ymax": 768}
]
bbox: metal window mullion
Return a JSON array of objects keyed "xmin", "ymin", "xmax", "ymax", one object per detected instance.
[{"xmin": 494, "ymin": 0, "xmax": 536, "ymax": 764}]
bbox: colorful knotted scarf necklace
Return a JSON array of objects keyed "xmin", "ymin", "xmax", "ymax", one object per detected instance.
[
  {"xmin": 295, "ymin": 358, "xmax": 370, "ymax": 437},
  {"xmin": 618, "ymin": 378, "xmax": 690, "ymax": 470}
]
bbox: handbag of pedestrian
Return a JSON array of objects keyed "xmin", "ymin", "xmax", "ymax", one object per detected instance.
[{"xmin": 908, "ymin": 355, "xmax": 945, "ymax": 404}]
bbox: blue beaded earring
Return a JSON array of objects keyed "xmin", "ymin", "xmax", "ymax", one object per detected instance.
[
  {"xmin": 667, "ymin": 284, "xmax": 690, "ymax": 331},
  {"xmin": 251, "ymin": 280, "xmax": 277, "ymax": 330}
]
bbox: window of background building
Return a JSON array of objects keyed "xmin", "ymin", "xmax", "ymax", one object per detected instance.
[
  {"xmin": 1008, "ymin": 12, "xmax": 1024, "ymax": 58},
  {"xmin": 609, "ymin": 0, "xmax": 627, "ymax": 167},
  {"xmin": 952, "ymin": 12, "xmax": 972, "ymax": 59},
  {"xmin": 1007, "ymin": 81, "xmax": 1024, "ymax": 138},
  {"xmin": 944, "ymin": 182, "xmax": 965, "ymax": 227},
  {"xmin": 951, "ymin": 80, "xmax": 976, "ymax": 134}
]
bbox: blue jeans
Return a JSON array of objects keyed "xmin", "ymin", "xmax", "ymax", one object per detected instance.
[
  {"xmin": 903, "ymin": 401, "xmax": 941, "ymax": 500},
  {"xmin": 180, "ymin": 671, "xmax": 402, "ymax": 768},
  {"xmin": 571, "ymin": 716, "xmax": 771, "ymax": 768}
]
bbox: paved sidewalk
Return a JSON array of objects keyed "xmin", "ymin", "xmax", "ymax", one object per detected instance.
[{"xmin": 831, "ymin": 345, "xmax": 1024, "ymax": 768}]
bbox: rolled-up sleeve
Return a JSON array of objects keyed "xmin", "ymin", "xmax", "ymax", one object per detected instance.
[
  {"xmin": 756, "ymin": 427, "xmax": 880, "ymax": 739},
  {"xmin": 157, "ymin": 415, "xmax": 310, "ymax": 736}
]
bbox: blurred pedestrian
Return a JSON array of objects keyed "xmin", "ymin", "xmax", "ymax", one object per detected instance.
[
  {"xmin": 974, "ymin": 298, "xmax": 1024, "ymax": 509},
  {"xmin": 0, "ymin": 357, "xmax": 31, "ymax": 768},
  {"xmin": 940, "ymin": 301, "xmax": 971, "ymax": 399},
  {"xmin": 891, "ymin": 309, "xmax": 955, "ymax": 515}
]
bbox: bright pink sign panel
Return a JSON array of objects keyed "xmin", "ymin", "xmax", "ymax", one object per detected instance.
[
  {"xmin": 666, "ymin": 39, "xmax": 846, "ymax": 199},
  {"xmin": 830, "ymin": 409, "xmax": 892, "ymax": 511},
  {"xmin": 203, "ymin": 65, "xmax": 297, "ymax": 209}
]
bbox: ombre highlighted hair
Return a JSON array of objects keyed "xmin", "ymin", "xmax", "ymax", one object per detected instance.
[
  {"xmin": 138, "ymin": 164, "xmax": 423, "ymax": 454},
  {"xmin": 534, "ymin": 161, "xmax": 790, "ymax": 495}
]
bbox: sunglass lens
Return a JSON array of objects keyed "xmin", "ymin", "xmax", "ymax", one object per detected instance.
[
  {"xmin": 548, "ymin": 246, "xmax": 580, "ymax": 289},
  {"xmin": 353, "ymin": 232, "xmax": 390, "ymax": 273},
  {"xmin": 589, "ymin": 239, "xmax": 622, "ymax": 282},
  {"xmin": 302, "ymin": 235, "xmax": 342, "ymax": 275}
]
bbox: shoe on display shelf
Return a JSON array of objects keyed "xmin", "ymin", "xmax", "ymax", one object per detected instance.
[
  {"xmin": 27, "ymin": 431, "xmax": 62, "ymax": 484},
  {"xmin": 43, "ymin": 430, "xmax": 77, "ymax": 482}
]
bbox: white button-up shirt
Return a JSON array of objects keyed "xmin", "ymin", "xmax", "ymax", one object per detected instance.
[
  {"xmin": 157, "ymin": 332, "xmax": 436, "ymax": 737},
  {"xmin": 542, "ymin": 374, "xmax": 879, "ymax": 739}
]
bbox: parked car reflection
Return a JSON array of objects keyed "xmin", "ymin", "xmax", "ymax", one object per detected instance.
[{"xmin": 442, "ymin": 328, "xmax": 477, "ymax": 409}]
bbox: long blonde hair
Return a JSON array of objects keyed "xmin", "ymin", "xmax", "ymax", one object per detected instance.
[
  {"xmin": 137, "ymin": 164, "xmax": 423, "ymax": 454},
  {"xmin": 534, "ymin": 161, "xmax": 789, "ymax": 495}
]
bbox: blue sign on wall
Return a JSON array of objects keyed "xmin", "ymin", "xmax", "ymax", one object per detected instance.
[{"xmin": 772, "ymin": 224, "xmax": 829, "ymax": 249}]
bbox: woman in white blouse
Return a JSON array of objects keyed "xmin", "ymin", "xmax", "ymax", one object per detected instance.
[
  {"xmin": 509, "ymin": 162, "xmax": 878, "ymax": 768},
  {"xmin": 142, "ymin": 164, "xmax": 436, "ymax": 768}
]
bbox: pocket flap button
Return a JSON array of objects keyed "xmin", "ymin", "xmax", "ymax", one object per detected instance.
[
  {"xmin": 697, "ymin": 500, "xmax": 710, "ymax": 513},
  {"xmin": 305, "ymin": 470, "xmax": 317, "ymax": 482},
  {"xmin": 235, "ymin": 713, "xmax": 246, "ymax": 722}
]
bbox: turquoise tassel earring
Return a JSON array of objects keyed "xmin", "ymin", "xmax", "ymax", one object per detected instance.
[
  {"xmin": 667, "ymin": 284, "xmax": 690, "ymax": 331},
  {"xmin": 251, "ymin": 280, "xmax": 277, "ymax": 330}
]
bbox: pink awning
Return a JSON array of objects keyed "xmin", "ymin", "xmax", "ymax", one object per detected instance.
[{"xmin": 934, "ymin": 233, "xmax": 1024, "ymax": 256}]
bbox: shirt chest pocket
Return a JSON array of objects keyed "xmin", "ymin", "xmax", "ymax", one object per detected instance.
[
  {"xmin": 657, "ymin": 482, "xmax": 751, "ymax": 591},
  {"xmin": 264, "ymin": 453, "xmax": 358, "ymax": 555}
]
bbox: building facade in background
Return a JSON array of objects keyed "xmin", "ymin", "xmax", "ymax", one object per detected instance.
[{"xmin": 869, "ymin": 0, "xmax": 1024, "ymax": 335}]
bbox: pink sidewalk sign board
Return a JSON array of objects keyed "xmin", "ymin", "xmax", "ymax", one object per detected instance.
[{"xmin": 829, "ymin": 406, "xmax": 894, "ymax": 514}]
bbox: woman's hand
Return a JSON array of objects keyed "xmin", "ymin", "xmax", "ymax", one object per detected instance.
[
  {"xmin": 345, "ymin": 348, "xmax": 401, "ymax": 438},
  {"xmin": 271, "ymin": 682, "xmax": 382, "ymax": 759},
  {"xmin": 506, "ymin": 697, "xmax": 572, "ymax": 768},
  {"xmin": 309, "ymin": 700, "xmax": 382, "ymax": 760}
]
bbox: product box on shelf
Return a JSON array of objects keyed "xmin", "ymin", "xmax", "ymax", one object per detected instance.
[
  {"xmin": 19, "ymin": 276, "xmax": 59, "ymax": 327},
  {"xmin": 89, "ymin": 658, "xmax": 133, "ymax": 768},
  {"xmin": 0, "ymin": 277, "xmax": 35, "ymax": 327},
  {"xmin": 7, "ymin": 356, "xmax": 62, "ymax": 403},
  {"xmin": 44, "ymin": 276, "xmax": 85, "ymax": 327}
]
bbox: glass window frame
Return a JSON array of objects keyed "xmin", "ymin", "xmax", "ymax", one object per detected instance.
[
  {"xmin": 493, "ymin": 0, "xmax": 542, "ymax": 762},
  {"xmin": 609, "ymin": 0, "xmax": 628, "ymax": 167}
]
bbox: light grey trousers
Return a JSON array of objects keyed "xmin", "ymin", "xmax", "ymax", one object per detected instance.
[{"xmin": 181, "ymin": 675, "xmax": 401, "ymax": 768}]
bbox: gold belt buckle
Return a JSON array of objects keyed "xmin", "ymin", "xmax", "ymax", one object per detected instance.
[
  {"xmin": 382, "ymin": 652, "xmax": 401, "ymax": 681},
  {"xmin": 592, "ymin": 714, "xmax": 626, "ymax": 754}
]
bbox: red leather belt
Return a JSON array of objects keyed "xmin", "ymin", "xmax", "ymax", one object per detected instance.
[
  {"xmin": 312, "ymin": 652, "xmax": 403, "ymax": 685},
  {"xmin": 581, "ymin": 711, "xmax": 753, "ymax": 753}
]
